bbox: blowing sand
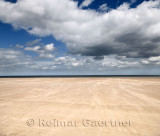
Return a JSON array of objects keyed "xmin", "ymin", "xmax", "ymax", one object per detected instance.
[{"xmin": 0, "ymin": 77, "xmax": 160, "ymax": 136}]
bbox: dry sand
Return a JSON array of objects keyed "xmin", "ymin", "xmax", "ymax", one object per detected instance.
[{"xmin": 0, "ymin": 77, "xmax": 160, "ymax": 136}]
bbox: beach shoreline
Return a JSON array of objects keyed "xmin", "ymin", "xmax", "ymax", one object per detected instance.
[{"xmin": 0, "ymin": 77, "xmax": 160, "ymax": 136}]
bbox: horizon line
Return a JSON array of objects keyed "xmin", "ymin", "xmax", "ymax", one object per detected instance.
[{"xmin": 0, "ymin": 75, "xmax": 160, "ymax": 78}]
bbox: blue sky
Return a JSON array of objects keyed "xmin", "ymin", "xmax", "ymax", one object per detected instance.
[{"xmin": 0, "ymin": 0, "xmax": 160, "ymax": 75}]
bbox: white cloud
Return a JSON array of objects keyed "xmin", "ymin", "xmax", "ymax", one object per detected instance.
[
  {"xmin": 72, "ymin": 62, "xmax": 79, "ymax": 67},
  {"xmin": 44, "ymin": 43, "xmax": 54, "ymax": 51},
  {"xmin": 24, "ymin": 46, "xmax": 41, "ymax": 52},
  {"xmin": 101, "ymin": 56, "xmax": 141, "ymax": 68},
  {"xmin": 141, "ymin": 60, "xmax": 149, "ymax": 65},
  {"xmin": 0, "ymin": 0, "xmax": 160, "ymax": 59},
  {"xmin": 0, "ymin": 48, "xmax": 33, "ymax": 72},
  {"xmin": 79, "ymin": 0, "xmax": 94, "ymax": 8},
  {"xmin": 39, "ymin": 53, "xmax": 55, "ymax": 59},
  {"xmin": 0, "ymin": 49, "xmax": 21, "ymax": 59},
  {"xmin": 0, "ymin": 48, "xmax": 160, "ymax": 75},
  {"xmin": 30, "ymin": 65, "xmax": 57, "ymax": 70},
  {"xmin": 24, "ymin": 43, "xmax": 55, "ymax": 59},
  {"xmin": 0, "ymin": 48, "xmax": 57, "ymax": 73},
  {"xmin": 148, "ymin": 56, "xmax": 160, "ymax": 62},
  {"xmin": 24, "ymin": 43, "xmax": 54, "ymax": 53},
  {"xmin": 55, "ymin": 56, "xmax": 85, "ymax": 67}
]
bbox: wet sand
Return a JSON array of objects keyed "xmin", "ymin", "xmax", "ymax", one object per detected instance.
[{"xmin": 0, "ymin": 77, "xmax": 160, "ymax": 136}]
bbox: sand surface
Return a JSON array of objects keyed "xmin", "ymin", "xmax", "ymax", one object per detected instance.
[{"xmin": 0, "ymin": 77, "xmax": 160, "ymax": 136}]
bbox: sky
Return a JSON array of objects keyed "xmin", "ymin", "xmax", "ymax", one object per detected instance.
[{"xmin": 0, "ymin": 0, "xmax": 160, "ymax": 75}]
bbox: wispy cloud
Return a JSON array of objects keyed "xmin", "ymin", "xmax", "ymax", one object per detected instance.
[
  {"xmin": 25, "ymin": 39, "xmax": 42, "ymax": 46},
  {"xmin": 130, "ymin": 0, "xmax": 137, "ymax": 4},
  {"xmin": 79, "ymin": 0, "xmax": 94, "ymax": 8},
  {"xmin": 15, "ymin": 44, "xmax": 24, "ymax": 48},
  {"xmin": 99, "ymin": 4, "xmax": 109, "ymax": 11}
]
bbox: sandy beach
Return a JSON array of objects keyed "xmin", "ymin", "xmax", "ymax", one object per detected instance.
[{"xmin": 0, "ymin": 77, "xmax": 160, "ymax": 136}]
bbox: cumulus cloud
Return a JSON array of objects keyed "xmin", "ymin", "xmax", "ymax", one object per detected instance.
[
  {"xmin": 25, "ymin": 43, "xmax": 54, "ymax": 52},
  {"xmin": 55, "ymin": 56, "xmax": 85, "ymax": 67},
  {"xmin": 44, "ymin": 43, "xmax": 54, "ymax": 51},
  {"xmin": 0, "ymin": 0, "xmax": 160, "ymax": 59},
  {"xmin": 0, "ymin": 48, "xmax": 160, "ymax": 75},
  {"xmin": 24, "ymin": 43, "xmax": 55, "ymax": 59},
  {"xmin": 0, "ymin": 49, "xmax": 22, "ymax": 59},
  {"xmin": 0, "ymin": 48, "xmax": 32, "ymax": 71},
  {"xmin": 148, "ymin": 56, "xmax": 160, "ymax": 62},
  {"xmin": 53, "ymin": 54, "xmax": 160, "ymax": 72},
  {"xmin": 0, "ymin": 48, "xmax": 56, "ymax": 73}
]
